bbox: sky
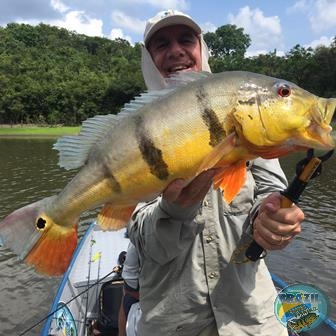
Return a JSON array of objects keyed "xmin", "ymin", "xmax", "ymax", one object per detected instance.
[{"xmin": 0, "ymin": 0, "xmax": 335, "ymax": 56}]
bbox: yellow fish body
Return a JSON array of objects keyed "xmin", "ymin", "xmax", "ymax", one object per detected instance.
[{"xmin": 0, "ymin": 71, "xmax": 335, "ymax": 275}]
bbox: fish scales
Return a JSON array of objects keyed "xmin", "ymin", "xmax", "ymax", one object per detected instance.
[
  {"xmin": 0, "ymin": 70, "xmax": 335, "ymax": 275},
  {"xmin": 45, "ymin": 80, "xmax": 226, "ymax": 226}
]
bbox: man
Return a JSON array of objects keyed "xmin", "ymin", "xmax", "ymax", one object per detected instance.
[
  {"xmin": 118, "ymin": 242, "xmax": 140, "ymax": 336},
  {"xmin": 128, "ymin": 9, "xmax": 303, "ymax": 336}
]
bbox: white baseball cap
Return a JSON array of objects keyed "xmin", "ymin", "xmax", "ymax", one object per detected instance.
[{"xmin": 144, "ymin": 9, "xmax": 202, "ymax": 46}]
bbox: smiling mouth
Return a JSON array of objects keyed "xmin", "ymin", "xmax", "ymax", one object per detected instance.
[{"xmin": 168, "ymin": 64, "xmax": 193, "ymax": 74}]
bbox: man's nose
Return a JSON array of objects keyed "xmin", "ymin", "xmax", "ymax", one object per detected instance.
[{"xmin": 167, "ymin": 41, "xmax": 185, "ymax": 57}]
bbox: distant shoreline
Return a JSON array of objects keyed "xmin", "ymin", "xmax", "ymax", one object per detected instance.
[{"xmin": 0, "ymin": 125, "xmax": 80, "ymax": 137}]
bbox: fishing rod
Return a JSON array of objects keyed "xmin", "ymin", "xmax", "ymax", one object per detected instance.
[
  {"xmin": 245, "ymin": 148, "xmax": 334, "ymax": 261},
  {"xmin": 230, "ymin": 149, "xmax": 334, "ymax": 264},
  {"xmin": 18, "ymin": 267, "xmax": 121, "ymax": 336},
  {"xmin": 83, "ymin": 237, "xmax": 95, "ymax": 331}
]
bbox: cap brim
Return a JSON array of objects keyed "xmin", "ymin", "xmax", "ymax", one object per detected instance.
[{"xmin": 145, "ymin": 15, "xmax": 201, "ymax": 45}]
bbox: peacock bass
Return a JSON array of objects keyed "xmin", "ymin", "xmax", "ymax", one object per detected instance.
[{"xmin": 0, "ymin": 71, "xmax": 335, "ymax": 275}]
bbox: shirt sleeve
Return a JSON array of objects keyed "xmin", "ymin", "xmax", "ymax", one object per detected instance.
[{"xmin": 128, "ymin": 196, "xmax": 204, "ymax": 265}]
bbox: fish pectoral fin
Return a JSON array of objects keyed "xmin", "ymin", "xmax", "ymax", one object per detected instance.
[
  {"xmin": 214, "ymin": 161, "xmax": 247, "ymax": 204},
  {"xmin": 197, "ymin": 133, "xmax": 237, "ymax": 174},
  {"xmin": 25, "ymin": 223, "xmax": 78, "ymax": 276},
  {"xmin": 97, "ymin": 204, "xmax": 136, "ymax": 230}
]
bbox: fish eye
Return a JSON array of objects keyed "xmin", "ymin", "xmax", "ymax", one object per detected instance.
[
  {"xmin": 277, "ymin": 84, "xmax": 291, "ymax": 97},
  {"xmin": 36, "ymin": 217, "xmax": 47, "ymax": 231}
]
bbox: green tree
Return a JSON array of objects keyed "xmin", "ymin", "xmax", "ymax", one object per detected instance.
[
  {"xmin": 283, "ymin": 44, "xmax": 315, "ymax": 87},
  {"xmin": 310, "ymin": 44, "xmax": 336, "ymax": 97},
  {"xmin": 204, "ymin": 24, "xmax": 251, "ymax": 59},
  {"xmin": 0, "ymin": 23, "xmax": 144, "ymax": 125}
]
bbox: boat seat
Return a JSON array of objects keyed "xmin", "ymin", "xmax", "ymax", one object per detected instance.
[{"xmin": 96, "ymin": 279, "xmax": 124, "ymax": 336}]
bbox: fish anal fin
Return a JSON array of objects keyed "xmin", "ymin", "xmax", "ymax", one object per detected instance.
[
  {"xmin": 197, "ymin": 133, "xmax": 237, "ymax": 174},
  {"xmin": 97, "ymin": 204, "xmax": 136, "ymax": 231},
  {"xmin": 214, "ymin": 161, "xmax": 247, "ymax": 204},
  {"xmin": 25, "ymin": 224, "xmax": 78, "ymax": 276}
]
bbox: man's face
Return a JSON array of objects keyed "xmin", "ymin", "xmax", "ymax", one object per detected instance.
[{"xmin": 147, "ymin": 25, "xmax": 202, "ymax": 78}]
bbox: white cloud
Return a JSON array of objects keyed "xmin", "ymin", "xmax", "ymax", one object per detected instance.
[
  {"xmin": 37, "ymin": 0, "xmax": 104, "ymax": 37},
  {"xmin": 309, "ymin": 0, "xmax": 336, "ymax": 33},
  {"xmin": 287, "ymin": 0, "xmax": 309, "ymax": 13},
  {"xmin": 288, "ymin": 0, "xmax": 336, "ymax": 33},
  {"xmin": 50, "ymin": 0, "xmax": 69, "ymax": 14},
  {"xmin": 50, "ymin": 10, "xmax": 103, "ymax": 36},
  {"xmin": 109, "ymin": 28, "xmax": 133, "ymax": 43},
  {"xmin": 201, "ymin": 21, "xmax": 216, "ymax": 34},
  {"xmin": 228, "ymin": 6, "xmax": 284, "ymax": 53},
  {"xmin": 111, "ymin": 10, "xmax": 145, "ymax": 34},
  {"xmin": 305, "ymin": 35, "xmax": 333, "ymax": 49}
]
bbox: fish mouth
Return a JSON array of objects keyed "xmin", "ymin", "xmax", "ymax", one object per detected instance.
[
  {"xmin": 303, "ymin": 122, "xmax": 335, "ymax": 149},
  {"xmin": 304, "ymin": 97, "xmax": 336, "ymax": 149},
  {"xmin": 318, "ymin": 97, "xmax": 336, "ymax": 125}
]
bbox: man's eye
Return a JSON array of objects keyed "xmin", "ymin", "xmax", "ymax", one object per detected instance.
[
  {"xmin": 156, "ymin": 42, "xmax": 167, "ymax": 49},
  {"xmin": 182, "ymin": 32, "xmax": 197, "ymax": 39},
  {"xmin": 152, "ymin": 40, "xmax": 168, "ymax": 50}
]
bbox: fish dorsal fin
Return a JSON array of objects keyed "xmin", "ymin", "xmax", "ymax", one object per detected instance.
[
  {"xmin": 53, "ymin": 89, "xmax": 175, "ymax": 170},
  {"xmin": 53, "ymin": 114, "xmax": 119, "ymax": 170},
  {"xmin": 120, "ymin": 89, "xmax": 174, "ymax": 113},
  {"xmin": 166, "ymin": 71, "xmax": 212, "ymax": 88},
  {"xmin": 54, "ymin": 73, "xmax": 211, "ymax": 171}
]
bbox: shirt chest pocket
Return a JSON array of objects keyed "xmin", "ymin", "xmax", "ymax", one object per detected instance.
[{"xmin": 220, "ymin": 170, "xmax": 256, "ymax": 215}]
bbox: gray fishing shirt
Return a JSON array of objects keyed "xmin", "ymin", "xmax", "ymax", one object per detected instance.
[{"xmin": 128, "ymin": 158, "xmax": 288, "ymax": 336}]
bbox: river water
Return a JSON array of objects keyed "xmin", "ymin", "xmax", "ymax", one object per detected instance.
[{"xmin": 0, "ymin": 138, "xmax": 335, "ymax": 335}]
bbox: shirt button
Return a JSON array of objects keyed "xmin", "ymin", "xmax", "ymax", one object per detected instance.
[
  {"xmin": 208, "ymin": 272, "xmax": 218, "ymax": 279},
  {"xmin": 206, "ymin": 235, "xmax": 213, "ymax": 243},
  {"xmin": 203, "ymin": 200, "xmax": 209, "ymax": 207}
]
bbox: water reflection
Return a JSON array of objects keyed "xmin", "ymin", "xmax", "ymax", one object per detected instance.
[
  {"xmin": 0, "ymin": 138, "xmax": 94, "ymax": 335},
  {"xmin": 268, "ymin": 153, "xmax": 336, "ymax": 320}
]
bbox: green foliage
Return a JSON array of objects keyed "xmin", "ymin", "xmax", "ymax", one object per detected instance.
[
  {"xmin": 0, "ymin": 22, "xmax": 335, "ymax": 126},
  {"xmin": 204, "ymin": 24, "xmax": 251, "ymax": 59},
  {"xmin": 0, "ymin": 23, "xmax": 145, "ymax": 125}
]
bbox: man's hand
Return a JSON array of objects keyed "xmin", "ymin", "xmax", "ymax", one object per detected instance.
[
  {"xmin": 253, "ymin": 192, "xmax": 304, "ymax": 250},
  {"xmin": 162, "ymin": 169, "xmax": 218, "ymax": 208}
]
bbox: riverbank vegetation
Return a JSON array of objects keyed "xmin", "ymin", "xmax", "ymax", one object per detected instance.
[
  {"xmin": 0, "ymin": 23, "xmax": 335, "ymax": 126},
  {"xmin": 0, "ymin": 125, "xmax": 80, "ymax": 136}
]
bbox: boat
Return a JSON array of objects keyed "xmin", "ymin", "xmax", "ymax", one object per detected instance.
[
  {"xmin": 41, "ymin": 222, "xmax": 336, "ymax": 336},
  {"xmin": 40, "ymin": 222, "xmax": 129, "ymax": 336}
]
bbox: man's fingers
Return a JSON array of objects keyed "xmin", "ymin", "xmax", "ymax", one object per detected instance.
[
  {"xmin": 162, "ymin": 179, "xmax": 186, "ymax": 202},
  {"xmin": 162, "ymin": 169, "xmax": 218, "ymax": 206}
]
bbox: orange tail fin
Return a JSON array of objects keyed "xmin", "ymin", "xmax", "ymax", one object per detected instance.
[{"xmin": 25, "ymin": 224, "xmax": 77, "ymax": 275}]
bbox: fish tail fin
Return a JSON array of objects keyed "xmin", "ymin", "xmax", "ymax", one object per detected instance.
[
  {"xmin": 0, "ymin": 196, "xmax": 78, "ymax": 275},
  {"xmin": 97, "ymin": 204, "xmax": 136, "ymax": 230},
  {"xmin": 214, "ymin": 161, "xmax": 247, "ymax": 203},
  {"xmin": 25, "ymin": 224, "xmax": 77, "ymax": 275}
]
